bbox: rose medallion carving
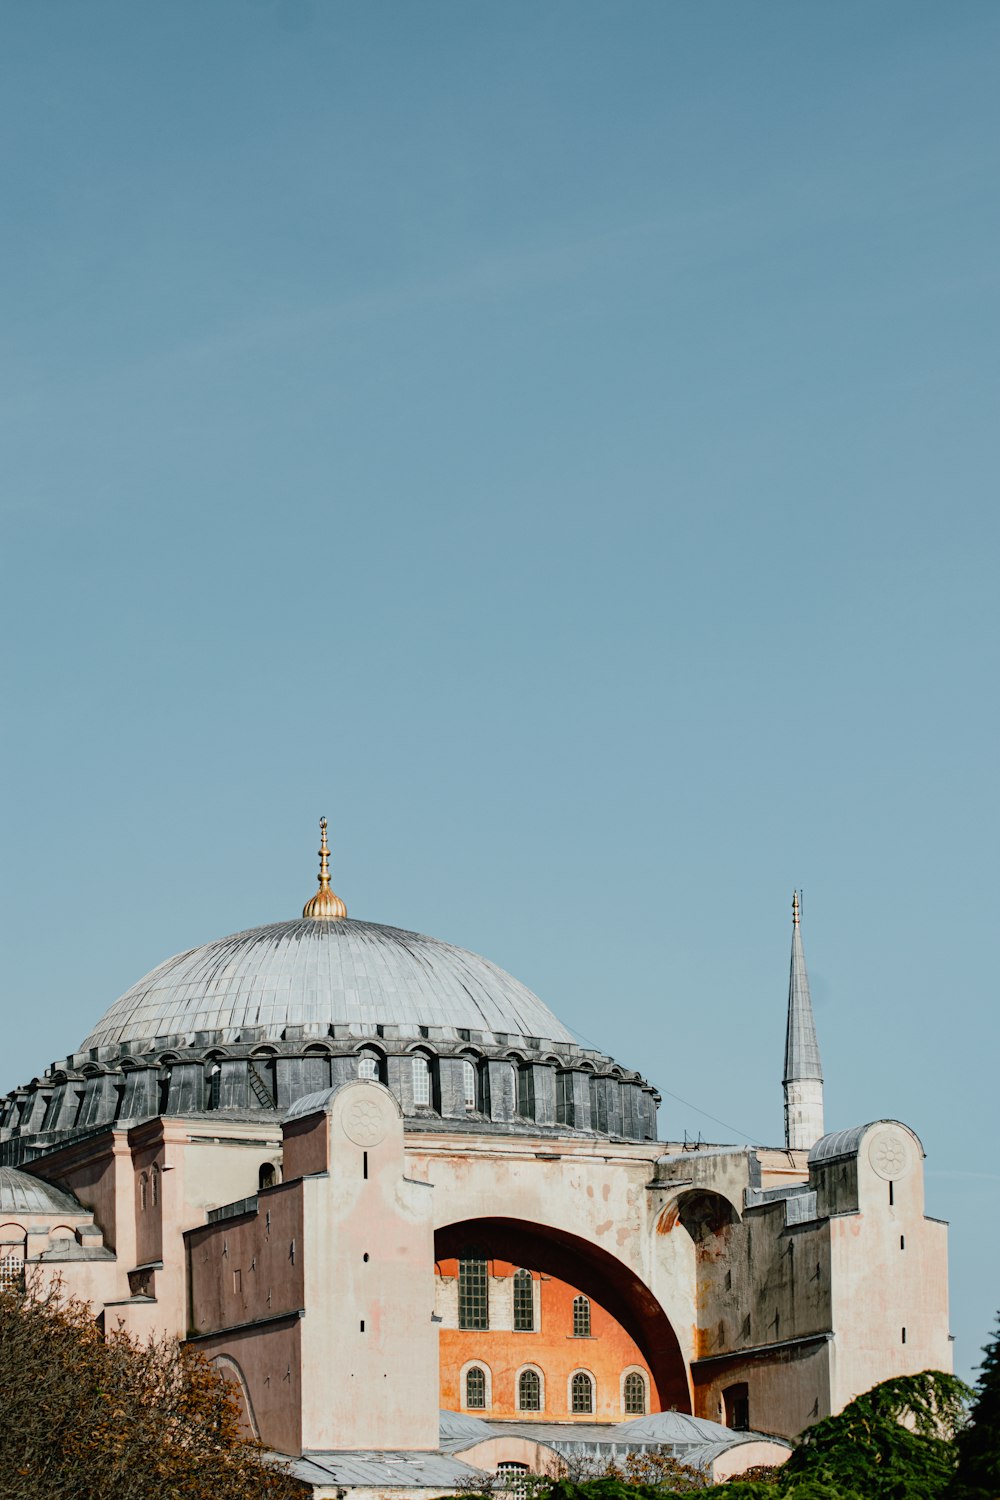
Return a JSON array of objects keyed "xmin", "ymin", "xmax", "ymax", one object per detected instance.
[
  {"xmin": 868, "ymin": 1129, "xmax": 909, "ymax": 1181},
  {"xmin": 343, "ymin": 1093, "xmax": 388, "ymax": 1147}
]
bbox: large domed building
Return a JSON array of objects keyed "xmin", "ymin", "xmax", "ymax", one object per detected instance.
[{"xmin": 0, "ymin": 826, "xmax": 950, "ymax": 1499}]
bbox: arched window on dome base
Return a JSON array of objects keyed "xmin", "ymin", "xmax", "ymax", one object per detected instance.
[{"xmin": 357, "ymin": 1049, "xmax": 385, "ymax": 1085}]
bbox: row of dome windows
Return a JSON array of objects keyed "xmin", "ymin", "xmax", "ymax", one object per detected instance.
[
  {"xmin": 463, "ymin": 1364, "xmax": 647, "ymax": 1416},
  {"xmin": 5, "ymin": 1050, "xmax": 653, "ymax": 1141}
]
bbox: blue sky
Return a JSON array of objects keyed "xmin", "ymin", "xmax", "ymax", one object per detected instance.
[{"xmin": 2, "ymin": 2, "xmax": 998, "ymax": 1382}]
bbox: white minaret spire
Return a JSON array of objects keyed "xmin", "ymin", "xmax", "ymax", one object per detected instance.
[{"xmin": 783, "ymin": 891, "xmax": 825, "ymax": 1150}]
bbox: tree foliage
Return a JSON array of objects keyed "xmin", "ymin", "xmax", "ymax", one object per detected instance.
[
  {"xmin": 452, "ymin": 1370, "xmax": 975, "ymax": 1500},
  {"xmin": 952, "ymin": 1312, "xmax": 1000, "ymax": 1500},
  {"xmin": 0, "ymin": 1280, "xmax": 305, "ymax": 1500}
]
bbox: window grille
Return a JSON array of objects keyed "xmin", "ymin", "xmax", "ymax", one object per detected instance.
[
  {"xmin": 465, "ymin": 1366, "xmax": 487, "ymax": 1409},
  {"xmin": 0, "ymin": 1254, "xmax": 24, "ymax": 1292},
  {"xmin": 572, "ymin": 1295, "xmax": 591, "ymax": 1337},
  {"xmin": 150, "ymin": 1166, "xmax": 159, "ymax": 1208},
  {"xmin": 412, "ymin": 1055, "xmax": 431, "ymax": 1107},
  {"xmin": 623, "ymin": 1371, "xmax": 646, "ymax": 1414},
  {"xmin": 513, "ymin": 1269, "xmax": 534, "ymax": 1331},
  {"xmin": 462, "ymin": 1060, "xmax": 477, "ymax": 1109},
  {"xmin": 139, "ymin": 1173, "xmax": 148, "ymax": 1211},
  {"xmin": 518, "ymin": 1368, "xmax": 541, "ymax": 1411},
  {"xmin": 497, "ymin": 1462, "xmax": 529, "ymax": 1499},
  {"xmin": 556, "ymin": 1071, "xmax": 575, "ymax": 1126},
  {"xmin": 458, "ymin": 1253, "xmax": 489, "ymax": 1329},
  {"xmin": 571, "ymin": 1371, "xmax": 594, "ymax": 1414},
  {"xmin": 358, "ymin": 1055, "xmax": 379, "ymax": 1081},
  {"xmin": 517, "ymin": 1066, "xmax": 535, "ymax": 1119},
  {"xmin": 208, "ymin": 1065, "xmax": 221, "ymax": 1110}
]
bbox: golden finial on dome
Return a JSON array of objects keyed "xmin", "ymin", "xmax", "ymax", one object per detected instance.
[{"xmin": 303, "ymin": 817, "xmax": 347, "ymax": 920}]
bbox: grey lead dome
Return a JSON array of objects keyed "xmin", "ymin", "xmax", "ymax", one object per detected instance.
[{"xmin": 79, "ymin": 917, "xmax": 576, "ymax": 1051}]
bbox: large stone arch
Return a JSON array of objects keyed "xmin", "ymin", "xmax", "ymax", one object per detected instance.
[{"xmin": 435, "ymin": 1215, "xmax": 691, "ymax": 1413}]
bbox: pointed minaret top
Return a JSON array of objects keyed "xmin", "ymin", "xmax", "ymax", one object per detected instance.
[{"xmin": 784, "ymin": 891, "xmax": 822, "ymax": 1084}]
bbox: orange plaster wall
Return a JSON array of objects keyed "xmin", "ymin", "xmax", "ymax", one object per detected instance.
[{"xmin": 438, "ymin": 1259, "xmax": 658, "ymax": 1422}]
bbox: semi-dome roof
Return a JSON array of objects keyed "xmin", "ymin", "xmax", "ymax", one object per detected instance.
[
  {"xmin": 0, "ymin": 1165, "xmax": 82, "ymax": 1215},
  {"xmin": 79, "ymin": 917, "xmax": 576, "ymax": 1052}
]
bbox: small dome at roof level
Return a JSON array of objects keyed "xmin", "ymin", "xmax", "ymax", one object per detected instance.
[{"xmin": 0, "ymin": 1166, "xmax": 83, "ymax": 1216}]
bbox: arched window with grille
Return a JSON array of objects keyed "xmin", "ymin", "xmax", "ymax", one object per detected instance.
[
  {"xmin": 571, "ymin": 1371, "xmax": 594, "ymax": 1414},
  {"xmin": 517, "ymin": 1367, "xmax": 542, "ymax": 1411},
  {"xmin": 465, "ymin": 1365, "xmax": 487, "ymax": 1409},
  {"xmin": 0, "ymin": 1253, "xmax": 24, "ymax": 1292},
  {"xmin": 358, "ymin": 1053, "xmax": 380, "ymax": 1081},
  {"xmin": 513, "ymin": 1268, "xmax": 534, "ymax": 1331},
  {"xmin": 623, "ymin": 1370, "xmax": 646, "ymax": 1415},
  {"xmin": 572, "ymin": 1294, "xmax": 591, "ymax": 1337},
  {"xmin": 412, "ymin": 1055, "xmax": 431, "ymax": 1108},
  {"xmin": 458, "ymin": 1251, "xmax": 489, "ymax": 1329},
  {"xmin": 462, "ymin": 1059, "xmax": 477, "ymax": 1109},
  {"xmin": 150, "ymin": 1165, "xmax": 159, "ymax": 1208},
  {"xmin": 497, "ymin": 1462, "xmax": 529, "ymax": 1498},
  {"xmin": 139, "ymin": 1172, "xmax": 148, "ymax": 1211}
]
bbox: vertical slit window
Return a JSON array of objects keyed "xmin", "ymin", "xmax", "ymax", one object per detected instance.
[
  {"xmin": 458, "ymin": 1253, "xmax": 489, "ymax": 1330},
  {"xmin": 589, "ymin": 1076, "xmax": 608, "ymax": 1132},
  {"xmin": 517, "ymin": 1066, "xmax": 535, "ymax": 1120},
  {"xmin": 556, "ymin": 1071, "xmax": 575, "ymax": 1126},
  {"xmin": 518, "ymin": 1368, "xmax": 541, "ymax": 1411},
  {"xmin": 571, "ymin": 1372, "xmax": 593, "ymax": 1414},
  {"xmin": 513, "ymin": 1269, "xmax": 534, "ymax": 1331},
  {"xmin": 465, "ymin": 1366, "xmax": 487, "ymax": 1409},
  {"xmin": 572, "ymin": 1295, "xmax": 591, "ymax": 1337}
]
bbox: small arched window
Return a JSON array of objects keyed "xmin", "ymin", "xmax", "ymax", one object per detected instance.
[
  {"xmin": 572, "ymin": 1294, "xmax": 591, "ymax": 1337},
  {"xmin": 259, "ymin": 1162, "xmax": 278, "ymax": 1192},
  {"xmin": 518, "ymin": 1368, "xmax": 541, "ymax": 1411},
  {"xmin": 207, "ymin": 1062, "xmax": 222, "ymax": 1110},
  {"xmin": 139, "ymin": 1172, "xmax": 148, "ymax": 1211},
  {"xmin": 358, "ymin": 1054, "xmax": 379, "ymax": 1082},
  {"xmin": 0, "ymin": 1253, "xmax": 25, "ymax": 1292},
  {"xmin": 150, "ymin": 1165, "xmax": 159, "ymax": 1208},
  {"xmin": 513, "ymin": 1269, "xmax": 534, "ymax": 1331},
  {"xmin": 571, "ymin": 1371, "xmax": 594, "ymax": 1414},
  {"xmin": 465, "ymin": 1365, "xmax": 487, "ymax": 1409},
  {"xmin": 412, "ymin": 1055, "xmax": 431, "ymax": 1108},
  {"xmin": 623, "ymin": 1370, "xmax": 646, "ymax": 1414},
  {"xmin": 462, "ymin": 1059, "xmax": 477, "ymax": 1109},
  {"xmin": 497, "ymin": 1463, "xmax": 529, "ymax": 1500}
]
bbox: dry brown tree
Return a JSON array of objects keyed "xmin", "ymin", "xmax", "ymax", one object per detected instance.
[{"xmin": 0, "ymin": 1278, "xmax": 306, "ymax": 1500}]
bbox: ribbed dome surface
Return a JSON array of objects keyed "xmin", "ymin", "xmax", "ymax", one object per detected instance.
[
  {"xmin": 0, "ymin": 1166, "xmax": 82, "ymax": 1215},
  {"xmin": 79, "ymin": 918, "xmax": 576, "ymax": 1051}
]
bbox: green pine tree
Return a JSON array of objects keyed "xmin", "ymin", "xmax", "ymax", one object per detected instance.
[{"xmin": 953, "ymin": 1313, "xmax": 1000, "ymax": 1500}]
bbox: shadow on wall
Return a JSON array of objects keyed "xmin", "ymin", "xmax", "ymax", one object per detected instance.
[{"xmin": 435, "ymin": 1216, "xmax": 691, "ymax": 1414}]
